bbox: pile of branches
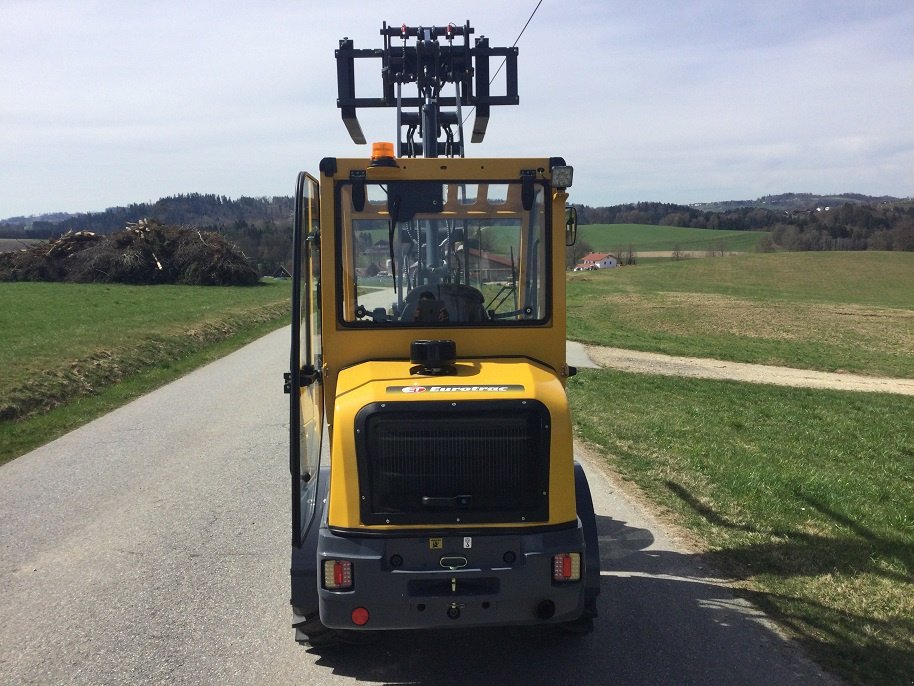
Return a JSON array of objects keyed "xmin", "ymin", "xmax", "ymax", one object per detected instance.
[{"xmin": 0, "ymin": 220, "xmax": 259, "ymax": 286}]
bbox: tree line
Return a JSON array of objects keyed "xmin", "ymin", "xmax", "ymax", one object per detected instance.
[
  {"xmin": 0, "ymin": 194, "xmax": 296, "ymax": 276},
  {"xmin": 573, "ymin": 200, "xmax": 914, "ymax": 251},
  {"xmin": 4, "ymin": 194, "xmax": 912, "ymax": 260}
]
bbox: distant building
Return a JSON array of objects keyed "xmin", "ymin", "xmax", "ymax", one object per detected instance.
[
  {"xmin": 573, "ymin": 252, "xmax": 618, "ymax": 270},
  {"xmin": 466, "ymin": 248, "xmax": 515, "ymax": 282}
]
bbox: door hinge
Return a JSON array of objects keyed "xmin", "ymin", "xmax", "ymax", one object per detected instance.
[
  {"xmin": 300, "ymin": 364, "xmax": 321, "ymax": 387},
  {"xmin": 284, "ymin": 366, "xmax": 321, "ymax": 394}
]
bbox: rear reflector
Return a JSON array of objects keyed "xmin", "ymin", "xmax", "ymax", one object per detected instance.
[
  {"xmin": 323, "ymin": 559, "xmax": 354, "ymax": 590},
  {"xmin": 351, "ymin": 607, "xmax": 370, "ymax": 626},
  {"xmin": 552, "ymin": 553, "xmax": 581, "ymax": 582}
]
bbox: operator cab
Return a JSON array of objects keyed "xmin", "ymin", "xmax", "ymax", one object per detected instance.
[{"xmin": 339, "ymin": 176, "xmax": 549, "ymax": 327}]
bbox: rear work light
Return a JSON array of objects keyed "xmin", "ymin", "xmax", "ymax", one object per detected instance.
[
  {"xmin": 552, "ymin": 553, "xmax": 582, "ymax": 582},
  {"xmin": 323, "ymin": 559, "xmax": 354, "ymax": 590}
]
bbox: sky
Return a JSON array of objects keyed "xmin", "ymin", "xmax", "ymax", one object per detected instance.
[{"xmin": 1, "ymin": 0, "xmax": 912, "ymax": 218}]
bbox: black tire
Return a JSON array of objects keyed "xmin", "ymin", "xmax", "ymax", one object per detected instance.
[
  {"xmin": 293, "ymin": 610, "xmax": 339, "ymax": 648},
  {"xmin": 293, "ymin": 610, "xmax": 380, "ymax": 648},
  {"xmin": 558, "ymin": 613, "xmax": 595, "ymax": 636},
  {"xmin": 557, "ymin": 595, "xmax": 597, "ymax": 636}
]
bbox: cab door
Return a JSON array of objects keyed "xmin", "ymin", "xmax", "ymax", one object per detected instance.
[{"xmin": 289, "ymin": 172, "xmax": 323, "ymax": 547}]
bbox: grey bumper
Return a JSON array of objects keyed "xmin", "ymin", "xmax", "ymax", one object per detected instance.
[{"xmin": 317, "ymin": 523, "xmax": 587, "ymax": 630}]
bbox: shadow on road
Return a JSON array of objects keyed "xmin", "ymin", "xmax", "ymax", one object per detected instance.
[
  {"xmin": 303, "ymin": 515, "xmax": 834, "ymax": 685},
  {"xmin": 663, "ymin": 479, "xmax": 914, "ymax": 684}
]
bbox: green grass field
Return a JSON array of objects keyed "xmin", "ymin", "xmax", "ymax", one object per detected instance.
[
  {"xmin": 577, "ymin": 223, "xmax": 770, "ymax": 254},
  {"xmin": 566, "ymin": 249, "xmax": 914, "ymax": 684},
  {"xmin": 570, "ymin": 370, "xmax": 914, "ymax": 686},
  {"xmin": 567, "ymin": 251, "xmax": 914, "ymax": 377},
  {"xmin": 0, "ymin": 280, "xmax": 290, "ymax": 462}
]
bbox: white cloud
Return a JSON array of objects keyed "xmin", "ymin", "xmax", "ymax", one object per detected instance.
[{"xmin": 1, "ymin": 0, "xmax": 912, "ymax": 217}]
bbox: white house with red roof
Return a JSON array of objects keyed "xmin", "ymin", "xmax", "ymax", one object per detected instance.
[{"xmin": 573, "ymin": 252, "xmax": 618, "ymax": 270}]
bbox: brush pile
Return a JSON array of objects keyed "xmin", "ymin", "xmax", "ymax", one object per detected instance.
[{"xmin": 0, "ymin": 220, "xmax": 259, "ymax": 286}]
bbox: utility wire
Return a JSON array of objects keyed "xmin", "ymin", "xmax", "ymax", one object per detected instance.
[{"xmin": 462, "ymin": 0, "xmax": 543, "ymax": 126}]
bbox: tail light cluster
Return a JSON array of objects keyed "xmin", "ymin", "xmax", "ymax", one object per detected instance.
[
  {"xmin": 322, "ymin": 559, "xmax": 353, "ymax": 590},
  {"xmin": 552, "ymin": 552, "xmax": 581, "ymax": 582}
]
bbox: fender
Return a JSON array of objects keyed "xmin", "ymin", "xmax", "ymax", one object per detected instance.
[{"xmin": 574, "ymin": 461, "xmax": 601, "ymax": 615}]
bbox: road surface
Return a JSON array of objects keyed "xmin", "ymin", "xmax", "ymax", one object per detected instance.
[{"xmin": 0, "ymin": 329, "xmax": 839, "ymax": 685}]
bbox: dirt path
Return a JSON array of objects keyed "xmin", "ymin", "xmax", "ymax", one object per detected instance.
[{"xmin": 583, "ymin": 345, "xmax": 914, "ymax": 396}]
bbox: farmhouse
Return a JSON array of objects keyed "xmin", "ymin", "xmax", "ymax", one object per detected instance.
[
  {"xmin": 465, "ymin": 247, "xmax": 515, "ymax": 282},
  {"xmin": 574, "ymin": 252, "xmax": 618, "ymax": 270}
]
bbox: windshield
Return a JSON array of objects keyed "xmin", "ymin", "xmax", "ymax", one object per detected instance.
[{"xmin": 338, "ymin": 180, "xmax": 549, "ymax": 327}]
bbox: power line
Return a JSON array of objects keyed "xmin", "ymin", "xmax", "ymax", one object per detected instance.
[
  {"xmin": 514, "ymin": 0, "xmax": 544, "ymax": 47},
  {"xmin": 462, "ymin": 0, "xmax": 543, "ymax": 126}
]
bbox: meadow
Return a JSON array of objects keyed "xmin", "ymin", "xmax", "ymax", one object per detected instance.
[
  {"xmin": 570, "ymin": 371, "xmax": 914, "ymax": 685},
  {"xmin": 567, "ymin": 251, "xmax": 914, "ymax": 378},
  {"xmin": 577, "ymin": 223, "xmax": 770, "ymax": 254},
  {"xmin": 0, "ymin": 280, "xmax": 290, "ymax": 463},
  {"xmin": 567, "ymin": 249, "xmax": 914, "ymax": 685}
]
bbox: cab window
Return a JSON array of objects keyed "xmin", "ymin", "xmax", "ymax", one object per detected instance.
[{"xmin": 338, "ymin": 180, "xmax": 548, "ymax": 326}]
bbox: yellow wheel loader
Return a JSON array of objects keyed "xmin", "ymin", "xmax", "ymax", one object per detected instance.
[{"xmin": 286, "ymin": 22, "xmax": 599, "ymax": 646}]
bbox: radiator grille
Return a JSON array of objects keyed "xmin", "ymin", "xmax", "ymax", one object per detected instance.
[{"xmin": 355, "ymin": 401, "xmax": 550, "ymax": 525}]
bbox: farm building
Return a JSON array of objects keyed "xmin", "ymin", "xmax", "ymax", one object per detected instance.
[
  {"xmin": 574, "ymin": 252, "xmax": 618, "ymax": 270},
  {"xmin": 465, "ymin": 247, "xmax": 516, "ymax": 282}
]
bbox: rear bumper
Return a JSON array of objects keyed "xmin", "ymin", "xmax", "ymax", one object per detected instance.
[{"xmin": 317, "ymin": 523, "xmax": 587, "ymax": 630}]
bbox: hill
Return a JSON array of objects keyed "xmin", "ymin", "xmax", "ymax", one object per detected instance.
[
  {"xmin": 0, "ymin": 211, "xmax": 76, "ymax": 227},
  {"xmin": 3, "ymin": 191, "xmax": 912, "ymax": 256},
  {"xmin": 0, "ymin": 193, "xmax": 293, "ymax": 238},
  {"xmin": 691, "ymin": 192, "xmax": 908, "ymax": 212},
  {"xmin": 574, "ymin": 197, "xmax": 914, "ymax": 252},
  {"xmin": 575, "ymin": 223, "xmax": 767, "ymax": 255}
]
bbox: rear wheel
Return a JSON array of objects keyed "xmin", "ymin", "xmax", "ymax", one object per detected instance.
[
  {"xmin": 293, "ymin": 610, "xmax": 339, "ymax": 648},
  {"xmin": 559, "ymin": 615, "xmax": 595, "ymax": 635},
  {"xmin": 293, "ymin": 608, "xmax": 380, "ymax": 648}
]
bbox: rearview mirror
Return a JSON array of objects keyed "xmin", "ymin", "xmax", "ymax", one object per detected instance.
[{"xmin": 565, "ymin": 205, "xmax": 578, "ymax": 246}]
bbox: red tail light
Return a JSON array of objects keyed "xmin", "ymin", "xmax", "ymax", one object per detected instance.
[
  {"xmin": 552, "ymin": 553, "xmax": 581, "ymax": 582},
  {"xmin": 323, "ymin": 559, "xmax": 354, "ymax": 590}
]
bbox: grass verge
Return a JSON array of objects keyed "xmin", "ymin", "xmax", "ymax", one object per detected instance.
[
  {"xmin": 569, "ymin": 368, "xmax": 914, "ymax": 685},
  {"xmin": 0, "ymin": 280, "xmax": 290, "ymax": 464}
]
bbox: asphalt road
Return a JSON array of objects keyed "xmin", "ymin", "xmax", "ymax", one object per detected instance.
[{"xmin": 0, "ymin": 329, "xmax": 839, "ymax": 685}]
